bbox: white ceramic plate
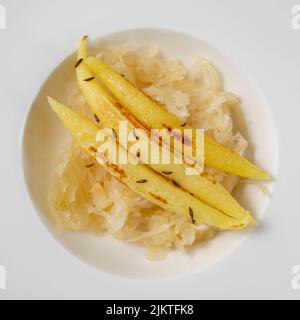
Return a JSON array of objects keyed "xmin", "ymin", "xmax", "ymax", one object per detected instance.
[
  {"xmin": 1, "ymin": 0, "xmax": 300, "ymax": 299},
  {"xmin": 22, "ymin": 28, "xmax": 277, "ymax": 279}
]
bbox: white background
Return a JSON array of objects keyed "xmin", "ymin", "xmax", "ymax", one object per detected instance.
[{"xmin": 0, "ymin": 0, "xmax": 299, "ymax": 299}]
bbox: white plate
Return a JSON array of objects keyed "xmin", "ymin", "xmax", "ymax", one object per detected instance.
[
  {"xmin": 1, "ymin": 0, "xmax": 300, "ymax": 299},
  {"xmin": 22, "ymin": 28, "xmax": 277, "ymax": 279}
]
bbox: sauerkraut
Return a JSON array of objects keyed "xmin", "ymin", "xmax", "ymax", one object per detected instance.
[{"xmin": 48, "ymin": 45, "xmax": 248, "ymax": 260}]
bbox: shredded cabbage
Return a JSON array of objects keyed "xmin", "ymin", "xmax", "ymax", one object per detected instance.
[{"xmin": 48, "ymin": 45, "xmax": 248, "ymax": 259}]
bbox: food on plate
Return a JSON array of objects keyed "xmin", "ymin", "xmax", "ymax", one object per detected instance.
[{"xmin": 47, "ymin": 36, "xmax": 270, "ymax": 259}]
